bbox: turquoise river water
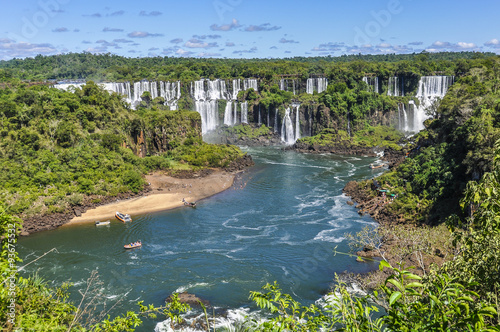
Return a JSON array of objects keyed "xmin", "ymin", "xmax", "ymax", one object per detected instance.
[{"xmin": 17, "ymin": 147, "xmax": 386, "ymax": 331}]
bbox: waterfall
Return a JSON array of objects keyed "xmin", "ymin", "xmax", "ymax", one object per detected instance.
[
  {"xmin": 411, "ymin": 76, "xmax": 454, "ymax": 132},
  {"xmin": 398, "ymin": 103, "xmax": 408, "ymax": 132},
  {"xmin": 387, "ymin": 77, "xmax": 404, "ymax": 96},
  {"xmin": 258, "ymin": 105, "xmax": 261, "ymax": 125},
  {"xmin": 281, "ymin": 108, "xmax": 295, "ymax": 145},
  {"xmin": 317, "ymin": 78, "xmax": 327, "ymax": 93},
  {"xmin": 53, "ymin": 82, "xmax": 86, "ymax": 91},
  {"xmin": 294, "ymin": 104, "xmax": 301, "ymax": 140},
  {"xmin": 232, "ymin": 79, "xmax": 241, "ymax": 100},
  {"xmin": 280, "ymin": 79, "xmax": 297, "ymax": 95},
  {"xmin": 223, "ymin": 101, "xmax": 233, "ymax": 126},
  {"xmin": 306, "ymin": 78, "xmax": 328, "ymax": 94},
  {"xmin": 243, "ymin": 79, "xmax": 258, "ymax": 92},
  {"xmin": 363, "ymin": 77, "xmax": 379, "ymax": 93},
  {"xmin": 207, "ymin": 79, "xmax": 227, "ymax": 100},
  {"xmin": 193, "ymin": 80, "xmax": 206, "ymax": 101},
  {"xmin": 160, "ymin": 81, "xmax": 181, "ymax": 110},
  {"xmin": 195, "ymin": 100, "xmax": 219, "ymax": 134},
  {"xmin": 233, "ymin": 102, "xmax": 239, "ymax": 125},
  {"xmin": 132, "ymin": 81, "xmax": 159, "ymax": 108},
  {"xmin": 99, "ymin": 82, "xmax": 132, "ymax": 104},
  {"xmin": 306, "ymin": 79, "xmax": 314, "ymax": 94},
  {"xmin": 241, "ymin": 101, "xmax": 248, "ymax": 124},
  {"xmin": 192, "ymin": 79, "xmax": 227, "ymax": 133},
  {"xmin": 274, "ymin": 109, "xmax": 278, "ymax": 133}
]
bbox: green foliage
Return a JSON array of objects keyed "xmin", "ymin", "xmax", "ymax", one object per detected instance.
[
  {"xmin": 297, "ymin": 125, "xmax": 403, "ymax": 151},
  {"xmin": 222, "ymin": 124, "xmax": 274, "ymax": 140}
]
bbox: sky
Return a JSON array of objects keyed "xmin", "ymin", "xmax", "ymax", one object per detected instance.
[{"xmin": 1, "ymin": 0, "xmax": 500, "ymax": 61}]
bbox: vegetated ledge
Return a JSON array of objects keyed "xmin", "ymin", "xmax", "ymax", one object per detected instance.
[
  {"xmin": 287, "ymin": 127, "xmax": 407, "ymax": 163},
  {"xmin": 19, "ymin": 155, "xmax": 254, "ymax": 236},
  {"xmin": 342, "ymin": 177, "xmax": 451, "ymax": 282}
]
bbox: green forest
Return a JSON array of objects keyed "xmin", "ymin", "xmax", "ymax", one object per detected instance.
[{"xmin": 2, "ymin": 52, "xmax": 500, "ymax": 331}]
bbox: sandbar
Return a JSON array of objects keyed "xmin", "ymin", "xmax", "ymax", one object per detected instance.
[{"xmin": 64, "ymin": 170, "xmax": 235, "ymax": 225}]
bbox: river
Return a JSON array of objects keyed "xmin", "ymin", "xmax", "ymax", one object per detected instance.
[{"xmin": 17, "ymin": 146, "xmax": 385, "ymax": 331}]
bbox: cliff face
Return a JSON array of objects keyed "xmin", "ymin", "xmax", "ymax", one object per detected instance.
[{"xmin": 129, "ymin": 110, "xmax": 202, "ymax": 157}]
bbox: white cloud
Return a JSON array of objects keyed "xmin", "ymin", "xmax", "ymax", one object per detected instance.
[
  {"xmin": 176, "ymin": 48, "xmax": 194, "ymax": 56},
  {"xmin": 279, "ymin": 38, "xmax": 298, "ymax": 44},
  {"xmin": 245, "ymin": 23, "xmax": 281, "ymax": 32},
  {"xmin": 210, "ymin": 19, "xmax": 241, "ymax": 31},
  {"xmin": 184, "ymin": 39, "xmax": 218, "ymax": 49},
  {"xmin": 128, "ymin": 31, "xmax": 163, "ymax": 38},
  {"xmin": 103, "ymin": 27, "xmax": 124, "ymax": 32},
  {"xmin": 0, "ymin": 40, "xmax": 57, "ymax": 60},
  {"xmin": 485, "ymin": 38, "xmax": 500, "ymax": 48},
  {"xmin": 457, "ymin": 42, "xmax": 476, "ymax": 49},
  {"xmin": 139, "ymin": 11, "xmax": 162, "ymax": 16},
  {"xmin": 425, "ymin": 40, "xmax": 479, "ymax": 52}
]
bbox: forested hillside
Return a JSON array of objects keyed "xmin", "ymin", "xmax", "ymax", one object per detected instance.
[
  {"xmin": 0, "ymin": 81, "xmax": 242, "ymax": 223},
  {"xmin": 3, "ymin": 52, "xmax": 500, "ymax": 330}
]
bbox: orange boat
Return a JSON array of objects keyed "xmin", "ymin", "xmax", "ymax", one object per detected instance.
[
  {"xmin": 124, "ymin": 241, "xmax": 142, "ymax": 249},
  {"xmin": 115, "ymin": 211, "xmax": 132, "ymax": 222}
]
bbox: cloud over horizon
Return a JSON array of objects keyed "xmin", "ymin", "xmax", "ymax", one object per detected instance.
[
  {"xmin": 245, "ymin": 23, "xmax": 281, "ymax": 32},
  {"xmin": 127, "ymin": 31, "xmax": 164, "ymax": 38},
  {"xmin": 210, "ymin": 19, "xmax": 241, "ymax": 31}
]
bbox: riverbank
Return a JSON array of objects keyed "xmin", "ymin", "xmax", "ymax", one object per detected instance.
[
  {"xmin": 65, "ymin": 169, "xmax": 236, "ymax": 225},
  {"xmin": 18, "ymin": 154, "xmax": 254, "ymax": 234}
]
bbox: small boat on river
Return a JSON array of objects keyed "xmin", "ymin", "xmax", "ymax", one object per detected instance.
[
  {"xmin": 182, "ymin": 198, "xmax": 196, "ymax": 208},
  {"xmin": 124, "ymin": 241, "xmax": 142, "ymax": 249},
  {"xmin": 115, "ymin": 212, "xmax": 132, "ymax": 222},
  {"xmin": 95, "ymin": 220, "xmax": 110, "ymax": 226},
  {"xmin": 369, "ymin": 163, "xmax": 385, "ymax": 169}
]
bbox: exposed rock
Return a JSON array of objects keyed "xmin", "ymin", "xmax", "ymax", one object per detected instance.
[
  {"xmin": 74, "ymin": 208, "xmax": 82, "ymax": 217},
  {"xmin": 166, "ymin": 292, "xmax": 209, "ymax": 306},
  {"xmin": 290, "ymin": 141, "xmax": 378, "ymax": 157},
  {"xmin": 20, "ymin": 231, "xmax": 29, "ymax": 237},
  {"xmin": 224, "ymin": 154, "xmax": 255, "ymax": 172}
]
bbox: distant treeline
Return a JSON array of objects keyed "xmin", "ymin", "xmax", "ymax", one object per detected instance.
[{"xmin": 0, "ymin": 51, "xmax": 496, "ymax": 83}]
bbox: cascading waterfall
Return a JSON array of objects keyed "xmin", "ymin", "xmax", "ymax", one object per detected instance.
[
  {"xmin": 192, "ymin": 79, "xmax": 220, "ymax": 134},
  {"xmin": 398, "ymin": 103, "xmax": 408, "ymax": 132},
  {"xmin": 53, "ymin": 82, "xmax": 86, "ymax": 91},
  {"xmin": 243, "ymin": 78, "xmax": 258, "ymax": 92},
  {"xmin": 387, "ymin": 77, "xmax": 404, "ymax": 96},
  {"xmin": 294, "ymin": 104, "xmax": 301, "ymax": 141},
  {"xmin": 195, "ymin": 100, "xmax": 219, "ymax": 134},
  {"xmin": 241, "ymin": 101, "xmax": 248, "ymax": 124},
  {"xmin": 232, "ymin": 79, "xmax": 241, "ymax": 100},
  {"xmin": 317, "ymin": 78, "xmax": 328, "ymax": 93},
  {"xmin": 99, "ymin": 82, "xmax": 132, "ymax": 104},
  {"xmin": 279, "ymin": 79, "xmax": 297, "ymax": 95},
  {"xmin": 306, "ymin": 79, "xmax": 314, "ymax": 94},
  {"xmin": 258, "ymin": 105, "xmax": 261, "ymax": 125},
  {"xmin": 411, "ymin": 76, "xmax": 454, "ymax": 132},
  {"xmin": 274, "ymin": 109, "xmax": 278, "ymax": 133},
  {"xmin": 133, "ymin": 81, "xmax": 159, "ymax": 108},
  {"xmin": 233, "ymin": 102, "xmax": 239, "ymax": 125},
  {"xmin": 306, "ymin": 78, "xmax": 328, "ymax": 94},
  {"xmin": 160, "ymin": 81, "xmax": 181, "ymax": 110},
  {"xmin": 281, "ymin": 108, "xmax": 295, "ymax": 145},
  {"xmin": 362, "ymin": 77, "xmax": 379, "ymax": 93},
  {"xmin": 223, "ymin": 101, "xmax": 233, "ymax": 126}
]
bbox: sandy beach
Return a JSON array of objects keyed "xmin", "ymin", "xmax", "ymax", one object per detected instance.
[{"xmin": 65, "ymin": 170, "xmax": 236, "ymax": 225}]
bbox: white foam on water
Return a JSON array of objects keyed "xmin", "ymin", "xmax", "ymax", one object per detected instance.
[
  {"xmin": 313, "ymin": 229, "xmax": 345, "ymax": 243},
  {"xmin": 174, "ymin": 282, "xmax": 211, "ymax": 294}
]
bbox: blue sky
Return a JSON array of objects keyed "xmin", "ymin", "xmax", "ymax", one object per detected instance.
[{"xmin": 1, "ymin": 0, "xmax": 499, "ymax": 61}]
